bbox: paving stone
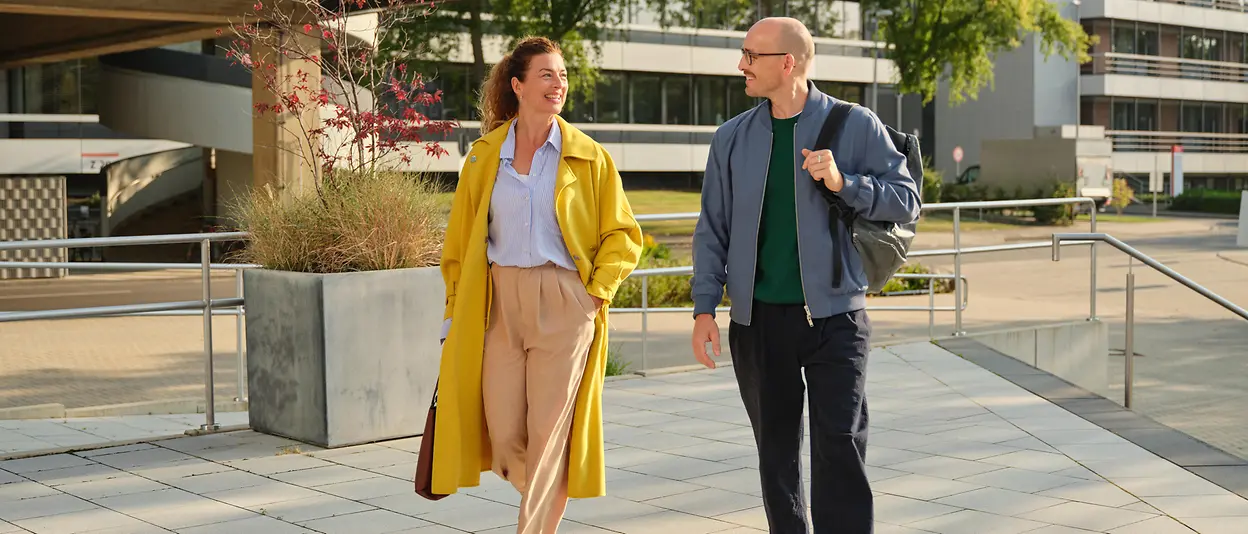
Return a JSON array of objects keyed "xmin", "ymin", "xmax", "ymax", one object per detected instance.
[
  {"xmin": 413, "ymin": 499, "xmax": 519, "ymax": 532},
  {"xmin": 11, "ymin": 506, "xmax": 150, "ymax": 534},
  {"xmin": 92, "ymin": 488, "xmax": 255, "ymax": 530},
  {"xmin": 0, "ymin": 455, "xmax": 95, "ymax": 475},
  {"xmin": 244, "ymin": 494, "xmax": 373, "ymax": 523},
  {"xmin": 298, "ymin": 509, "xmax": 430, "ymax": 534},
  {"xmin": 934, "ymin": 486, "xmax": 1069, "ymax": 517},
  {"xmin": 177, "ymin": 515, "xmax": 318, "ymax": 534},
  {"xmin": 908, "ymin": 508, "xmax": 1050, "ymax": 534},
  {"xmin": 0, "ymin": 493, "xmax": 97, "ymax": 522}
]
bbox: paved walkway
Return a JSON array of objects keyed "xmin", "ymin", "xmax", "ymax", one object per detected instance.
[{"xmin": 1, "ymin": 342, "xmax": 1245, "ymax": 533}]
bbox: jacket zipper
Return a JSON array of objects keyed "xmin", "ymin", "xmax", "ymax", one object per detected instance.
[
  {"xmin": 747, "ymin": 131, "xmax": 773, "ymax": 327},
  {"xmin": 793, "ymin": 123, "xmax": 813, "ymax": 327}
]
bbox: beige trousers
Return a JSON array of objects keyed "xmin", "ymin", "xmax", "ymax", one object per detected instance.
[{"xmin": 483, "ymin": 264, "xmax": 596, "ymax": 534}]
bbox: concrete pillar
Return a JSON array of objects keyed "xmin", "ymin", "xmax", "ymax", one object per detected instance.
[{"xmin": 251, "ymin": 29, "xmax": 321, "ymax": 199}]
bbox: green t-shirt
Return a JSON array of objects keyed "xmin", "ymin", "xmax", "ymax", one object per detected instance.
[{"xmin": 753, "ymin": 114, "xmax": 806, "ymax": 305}]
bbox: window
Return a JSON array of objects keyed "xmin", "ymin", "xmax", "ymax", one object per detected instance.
[
  {"xmin": 1232, "ymin": 104, "xmax": 1247, "ymax": 134},
  {"xmin": 630, "ymin": 75, "xmax": 662, "ymax": 124},
  {"xmin": 1113, "ymin": 27, "xmax": 1137, "ymax": 54},
  {"xmin": 1113, "ymin": 101, "xmax": 1137, "ymax": 130},
  {"xmin": 594, "ymin": 73, "xmax": 626, "ymax": 124},
  {"xmin": 663, "ymin": 76, "xmax": 692, "ymax": 125},
  {"xmin": 1136, "ymin": 102, "xmax": 1158, "ymax": 131},
  {"xmin": 1181, "ymin": 103, "xmax": 1203, "ymax": 132},
  {"xmin": 1137, "ymin": 28, "xmax": 1159, "ymax": 56},
  {"xmin": 696, "ymin": 77, "xmax": 727, "ymax": 125},
  {"xmin": 1203, "ymin": 103, "xmax": 1223, "ymax": 133},
  {"xmin": 11, "ymin": 58, "xmax": 98, "ymax": 115},
  {"xmin": 726, "ymin": 77, "xmax": 755, "ymax": 117}
]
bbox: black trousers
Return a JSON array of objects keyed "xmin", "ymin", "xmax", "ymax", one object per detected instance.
[{"xmin": 729, "ymin": 301, "xmax": 873, "ymax": 534}]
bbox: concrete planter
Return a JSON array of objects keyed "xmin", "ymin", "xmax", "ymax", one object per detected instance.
[{"xmin": 243, "ymin": 266, "xmax": 444, "ymax": 448}]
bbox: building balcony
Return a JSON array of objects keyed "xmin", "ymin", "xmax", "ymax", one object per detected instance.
[
  {"xmin": 1108, "ymin": 130, "xmax": 1248, "ymax": 152},
  {"xmin": 1080, "ymin": 0, "xmax": 1248, "ymax": 33},
  {"xmin": 1081, "ymin": 54, "xmax": 1248, "ymax": 103},
  {"xmin": 1152, "ymin": 0, "xmax": 1248, "ymax": 14},
  {"xmin": 1090, "ymin": 53, "xmax": 1248, "ymax": 83},
  {"xmin": 1107, "ymin": 130, "xmax": 1248, "ymax": 175}
]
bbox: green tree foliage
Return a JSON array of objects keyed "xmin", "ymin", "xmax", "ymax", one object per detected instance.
[
  {"xmin": 1111, "ymin": 177, "xmax": 1133, "ymax": 215},
  {"xmin": 859, "ymin": 0, "xmax": 1096, "ymax": 105},
  {"xmin": 493, "ymin": 0, "xmax": 626, "ymax": 98},
  {"xmin": 384, "ymin": 0, "xmax": 624, "ymax": 108},
  {"xmin": 644, "ymin": 0, "xmax": 841, "ymax": 37}
]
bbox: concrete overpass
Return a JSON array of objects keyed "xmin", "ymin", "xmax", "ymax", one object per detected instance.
[{"xmin": 0, "ymin": 1, "xmax": 260, "ymax": 68}]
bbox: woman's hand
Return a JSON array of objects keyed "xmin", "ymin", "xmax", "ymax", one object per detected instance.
[{"xmin": 590, "ymin": 295, "xmax": 605, "ymax": 309}]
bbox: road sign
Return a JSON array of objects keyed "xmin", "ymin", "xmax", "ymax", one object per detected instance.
[{"xmin": 952, "ymin": 146, "xmax": 963, "ymax": 163}]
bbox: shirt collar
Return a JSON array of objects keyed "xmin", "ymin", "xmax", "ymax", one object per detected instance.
[{"xmin": 500, "ymin": 118, "xmax": 563, "ymax": 161}]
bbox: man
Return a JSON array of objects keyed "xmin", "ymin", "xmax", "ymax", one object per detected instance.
[{"xmin": 689, "ymin": 17, "xmax": 920, "ymax": 534}]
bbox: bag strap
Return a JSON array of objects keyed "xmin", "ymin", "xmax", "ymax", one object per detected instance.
[{"xmin": 814, "ymin": 100, "xmax": 857, "ymax": 289}]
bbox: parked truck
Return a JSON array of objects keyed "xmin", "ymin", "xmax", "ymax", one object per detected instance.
[{"xmin": 961, "ymin": 125, "xmax": 1114, "ymax": 211}]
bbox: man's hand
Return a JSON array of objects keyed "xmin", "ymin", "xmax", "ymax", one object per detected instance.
[
  {"xmin": 691, "ymin": 314, "xmax": 721, "ymax": 369},
  {"xmin": 801, "ymin": 148, "xmax": 843, "ymax": 192}
]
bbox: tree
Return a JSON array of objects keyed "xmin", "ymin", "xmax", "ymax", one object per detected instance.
[
  {"xmin": 644, "ymin": 0, "xmax": 841, "ymax": 38},
  {"xmin": 493, "ymin": 0, "xmax": 626, "ymax": 99},
  {"xmin": 385, "ymin": 0, "xmax": 624, "ymax": 111},
  {"xmin": 1111, "ymin": 178, "xmax": 1133, "ymax": 215},
  {"xmin": 225, "ymin": 0, "xmax": 456, "ymax": 197},
  {"xmin": 384, "ymin": 0, "xmax": 491, "ymax": 91},
  {"xmin": 859, "ymin": 0, "xmax": 1096, "ymax": 105}
]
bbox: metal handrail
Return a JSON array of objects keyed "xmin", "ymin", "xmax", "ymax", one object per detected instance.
[
  {"xmin": 1052, "ymin": 232, "xmax": 1248, "ymax": 408},
  {"xmin": 0, "ymin": 232, "xmax": 249, "ymax": 432},
  {"xmin": 0, "ymin": 196, "xmax": 1100, "ymax": 424},
  {"xmin": 630, "ymin": 196, "xmax": 1102, "ymax": 334}
]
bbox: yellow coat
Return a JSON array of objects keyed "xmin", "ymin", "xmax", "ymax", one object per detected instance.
[{"xmin": 432, "ymin": 116, "xmax": 643, "ymax": 499}]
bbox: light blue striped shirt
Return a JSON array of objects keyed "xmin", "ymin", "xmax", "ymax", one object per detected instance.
[{"xmin": 486, "ymin": 119, "xmax": 577, "ymax": 271}]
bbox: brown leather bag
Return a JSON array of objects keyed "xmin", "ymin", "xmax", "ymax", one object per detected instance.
[{"xmin": 414, "ymin": 382, "xmax": 447, "ymax": 501}]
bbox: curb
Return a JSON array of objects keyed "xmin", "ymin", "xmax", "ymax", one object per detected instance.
[
  {"xmin": 0, "ymin": 424, "xmax": 251, "ymax": 462},
  {"xmin": 0, "ymin": 398, "xmax": 248, "ymax": 421}
]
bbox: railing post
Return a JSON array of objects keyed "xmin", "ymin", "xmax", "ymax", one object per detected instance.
[
  {"xmin": 641, "ymin": 275, "xmax": 649, "ymax": 373},
  {"xmin": 953, "ymin": 207, "xmax": 964, "ymax": 336},
  {"xmin": 1124, "ymin": 260, "xmax": 1135, "ymax": 409},
  {"xmin": 235, "ymin": 269, "xmax": 246, "ymax": 402},
  {"xmin": 927, "ymin": 277, "xmax": 935, "ymax": 340},
  {"xmin": 1089, "ymin": 202, "xmax": 1098, "ymax": 320},
  {"xmin": 201, "ymin": 239, "xmax": 218, "ymax": 431}
]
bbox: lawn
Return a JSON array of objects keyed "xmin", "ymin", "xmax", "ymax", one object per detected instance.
[
  {"xmin": 441, "ymin": 188, "xmax": 1163, "ymax": 238},
  {"xmin": 626, "ymin": 189, "xmax": 702, "ymax": 237}
]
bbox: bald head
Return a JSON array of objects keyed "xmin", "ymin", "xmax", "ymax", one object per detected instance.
[{"xmin": 750, "ymin": 17, "xmax": 815, "ymax": 72}]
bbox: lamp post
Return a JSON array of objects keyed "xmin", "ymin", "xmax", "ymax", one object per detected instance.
[
  {"xmin": 1073, "ymin": 0, "xmax": 1082, "ymax": 135},
  {"xmin": 869, "ymin": 8, "xmax": 894, "ymax": 120}
]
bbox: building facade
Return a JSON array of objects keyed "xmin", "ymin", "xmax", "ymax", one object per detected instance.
[{"xmin": 935, "ymin": 0, "xmax": 1248, "ymax": 195}]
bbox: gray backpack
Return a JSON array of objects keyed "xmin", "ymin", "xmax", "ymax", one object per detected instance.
[{"xmin": 815, "ymin": 101, "xmax": 923, "ymax": 294}]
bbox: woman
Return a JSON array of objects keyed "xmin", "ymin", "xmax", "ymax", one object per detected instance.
[{"xmin": 431, "ymin": 36, "xmax": 643, "ymax": 533}]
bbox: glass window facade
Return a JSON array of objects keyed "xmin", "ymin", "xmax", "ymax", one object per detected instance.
[
  {"xmin": 418, "ymin": 64, "xmax": 865, "ymax": 127},
  {"xmin": 7, "ymin": 58, "xmax": 99, "ymax": 115},
  {"xmin": 1101, "ymin": 97, "xmax": 1246, "ymax": 136}
]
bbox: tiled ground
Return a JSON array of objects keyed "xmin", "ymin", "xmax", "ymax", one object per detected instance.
[
  {"xmin": 0, "ymin": 413, "xmax": 248, "ymax": 457},
  {"xmin": 1, "ymin": 342, "xmax": 1246, "ymax": 533}
]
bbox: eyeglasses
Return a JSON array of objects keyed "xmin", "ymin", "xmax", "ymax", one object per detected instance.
[{"xmin": 741, "ymin": 49, "xmax": 788, "ymax": 65}]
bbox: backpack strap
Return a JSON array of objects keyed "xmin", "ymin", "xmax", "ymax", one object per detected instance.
[{"xmin": 814, "ymin": 100, "xmax": 857, "ymax": 289}]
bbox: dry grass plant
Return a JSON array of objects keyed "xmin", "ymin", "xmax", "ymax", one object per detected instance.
[{"xmin": 231, "ymin": 169, "xmax": 447, "ymax": 273}]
